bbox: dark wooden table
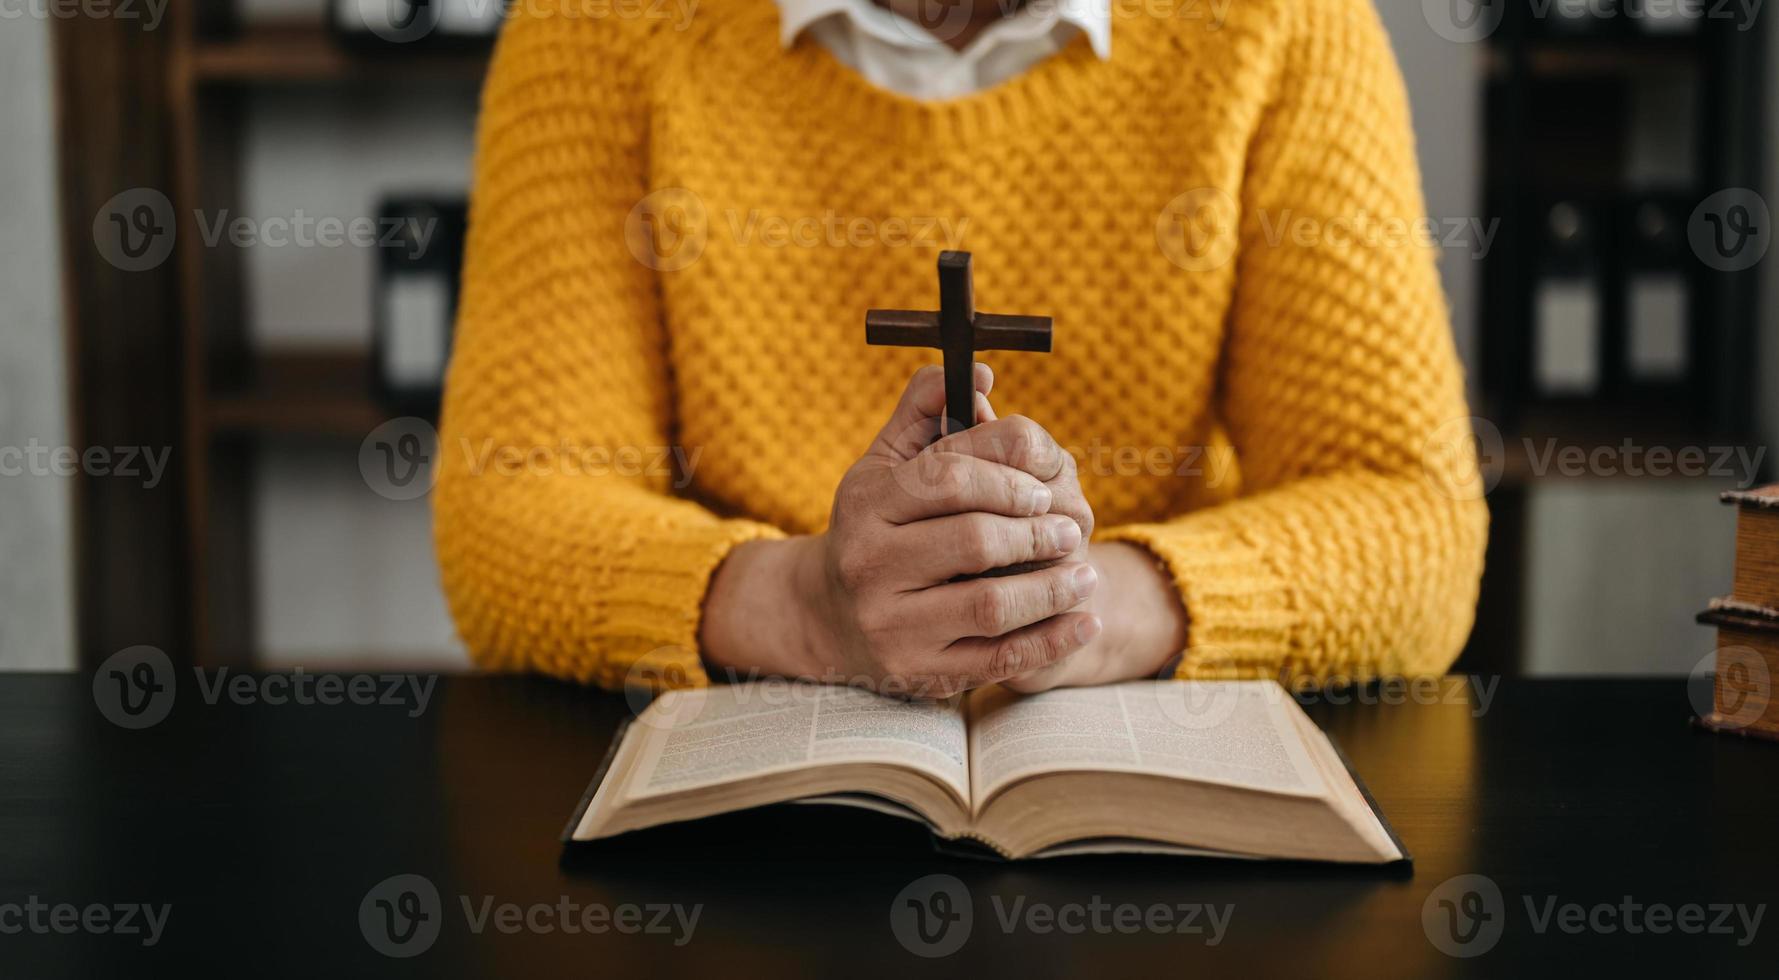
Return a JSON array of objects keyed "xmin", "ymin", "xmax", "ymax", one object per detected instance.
[{"xmin": 3, "ymin": 674, "xmax": 1774, "ymax": 976}]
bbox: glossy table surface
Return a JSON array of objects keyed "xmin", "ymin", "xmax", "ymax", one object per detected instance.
[{"xmin": 3, "ymin": 673, "xmax": 1775, "ymax": 977}]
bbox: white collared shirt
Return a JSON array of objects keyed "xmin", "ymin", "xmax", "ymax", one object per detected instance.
[{"xmin": 777, "ymin": 0, "xmax": 1112, "ymax": 101}]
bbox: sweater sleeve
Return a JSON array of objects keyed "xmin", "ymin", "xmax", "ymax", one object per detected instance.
[
  {"xmin": 433, "ymin": 8, "xmax": 783, "ymax": 691},
  {"xmin": 1099, "ymin": 0, "xmax": 1489, "ymax": 682}
]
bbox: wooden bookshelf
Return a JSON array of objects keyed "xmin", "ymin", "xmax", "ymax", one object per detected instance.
[
  {"xmin": 1479, "ymin": 14, "xmax": 1764, "ymax": 438},
  {"xmin": 189, "ymin": 25, "xmax": 490, "ymax": 83},
  {"xmin": 1485, "ymin": 36, "xmax": 1700, "ymax": 79},
  {"xmin": 207, "ymin": 348, "xmax": 394, "ymax": 437},
  {"xmin": 163, "ymin": 4, "xmax": 487, "ymax": 665}
]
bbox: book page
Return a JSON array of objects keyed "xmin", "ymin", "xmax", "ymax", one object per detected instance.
[
  {"xmin": 968, "ymin": 681, "xmax": 1327, "ymax": 806},
  {"xmin": 624, "ymin": 683, "xmax": 970, "ymax": 803}
]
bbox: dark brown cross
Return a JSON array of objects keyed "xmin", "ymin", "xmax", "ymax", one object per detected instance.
[{"xmin": 866, "ymin": 251, "xmax": 1052, "ymax": 436}]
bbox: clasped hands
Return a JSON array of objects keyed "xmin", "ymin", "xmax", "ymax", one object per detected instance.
[{"xmin": 702, "ymin": 365, "xmax": 1187, "ymax": 698}]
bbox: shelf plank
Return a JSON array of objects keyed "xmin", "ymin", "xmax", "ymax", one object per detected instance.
[
  {"xmin": 206, "ymin": 348, "xmax": 401, "ymax": 437},
  {"xmin": 1493, "ymin": 405, "xmax": 1761, "ymax": 487},
  {"xmin": 190, "ymin": 26, "xmax": 490, "ymax": 83},
  {"xmin": 1486, "ymin": 36, "xmax": 1701, "ymax": 79}
]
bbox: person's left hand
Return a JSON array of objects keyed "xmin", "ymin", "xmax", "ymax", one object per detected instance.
[{"xmin": 922, "ymin": 415, "xmax": 1189, "ymax": 692}]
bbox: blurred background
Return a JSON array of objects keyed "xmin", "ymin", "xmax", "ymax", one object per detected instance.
[{"xmin": 1, "ymin": 0, "xmax": 1771, "ymax": 676}]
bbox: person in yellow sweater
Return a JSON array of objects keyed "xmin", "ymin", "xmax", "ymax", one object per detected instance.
[{"xmin": 433, "ymin": 0, "xmax": 1489, "ymax": 697}]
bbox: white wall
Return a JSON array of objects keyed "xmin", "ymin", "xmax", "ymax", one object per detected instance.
[
  {"xmin": 0, "ymin": 15, "xmax": 75, "ymax": 670},
  {"xmin": 1524, "ymin": 482, "xmax": 1738, "ymax": 675},
  {"xmin": 255, "ymin": 445, "xmax": 463, "ymax": 665},
  {"xmin": 1373, "ymin": 3, "xmax": 1486, "ymax": 375}
]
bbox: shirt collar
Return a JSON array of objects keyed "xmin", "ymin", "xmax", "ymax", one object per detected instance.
[{"xmin": 778, "ymin": 0, "xmax": 1112, "ymax": 62}]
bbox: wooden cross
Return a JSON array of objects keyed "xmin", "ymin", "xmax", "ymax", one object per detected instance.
[{"xmin": 866, "ymin": 251, "xmax": 1052, "ymax": 436}]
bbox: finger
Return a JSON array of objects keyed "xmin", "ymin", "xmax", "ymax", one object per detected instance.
[
  {"xmin": 939, "ymin": 613, "xmax": 1102, "ymax": 692},
  {"xmin": 907, "ymin": 561, "xmax": 1099, "ymax": 644},
  {"xmin": 880, "ymin": 513, "xmax": 1081, "ymax": 585},
  {"xmin": 926, "ymin": 414, "xmax": 1069, "ymax": 483},
  {"xmin": 877, "ymin": 453, "xmax": 1053, "ymax": 524},
  {"xmin": 872, "ymin": 363, "xmax": 994, "ymax": 460},
  {"xmin": 1039, "ymin": 477, "xmax": 1094, "ymax": 550},
  {"xmin": 974, "ymin": 390, "xmax": 996, "ymax": 424},
  {"xmin": 1000, "ymin": 656, "xmax": 1081, "ymax": 694},
  {"xmin": 902, "ymin": 362, "xmax": 991, "ymax": 421},
  {"xmin": 927, "ymin": 414, "xmax": 1092, "ymax": 546}
]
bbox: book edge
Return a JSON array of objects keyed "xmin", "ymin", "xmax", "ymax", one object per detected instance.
[
  {"xmin": 557, "ymin": 689, "xmax": 1412, "ymax": 866},
  {"xmin": 560, "ymin": 716, "xmax": 633, "ymax": 843},
  {"xmin": 1694, "ymin": 713, "xmax": 1779, "ymax": 743},
  {"xmin": 1324, "ymin": 733, "xmax": 1413, "ymax": 868},
  {"xmin": 1697, "ymin": 598, "xmax": 1779, "ymax": 633},
  {"xmin": 1721, "ymin": 485, "xmax": 1779, "ymax": 509}
]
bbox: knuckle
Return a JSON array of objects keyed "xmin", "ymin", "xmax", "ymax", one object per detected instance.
[
  {"xmin": 836, "ymin": 472, "xmax": 875, "ymax": 514},
  {"xmin": 1048, "ymin": 568, "xmax": 1076, "ymax": 611},
  {"xmin": 961, "ymin": 516, "xmax": 1001, "ymax": 566},
  {"xmin": 988, "ymin": 637, "xmax": 1031, "ymax": 679},
  {"xmin": 1003, "ymin": 416, "xmax": 1054, "ymax": 472},
  {"xmin": 930, "ymin": 453, "xmax": 971, "ymax": 499},
  {"xmin": 855, "ymin": 602, "xmax": 895, "ymax": 640},
  {"xmin": 1074, "ymin": 502, "xmax": 1096, "ymax": 540},
  {"xmin": 1007, "ymin": 473, "xmax": 1034, "ymax": 509},
  {"xmin": 972, "ymin": 583, "xmax": 1014, "ymax": 635},
  {"xmin": 899, "ymin": 452, "xmax": 959, "ymax": 503},
  {"xmin": 834, "ymin": 547, "xmax": 875, "ymax": 591}
]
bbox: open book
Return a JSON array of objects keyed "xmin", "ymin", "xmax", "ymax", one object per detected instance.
[{"xmin": 564, "ymin": 680, "xmax": 1406, "ymax": 864}]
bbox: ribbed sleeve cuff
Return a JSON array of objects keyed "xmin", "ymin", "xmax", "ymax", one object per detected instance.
[
  {"xmin": 1099, "ymin": 519, "xmax": 1298, "ymax": 679},
  {"xmin": 596, "ymin": 516, "xmax": 786, "ymax": 693}
]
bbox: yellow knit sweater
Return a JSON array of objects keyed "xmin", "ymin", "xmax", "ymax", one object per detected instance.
[{"xmin": 434, "ymin": 0, "xmax": 1489, "ymax": 691}]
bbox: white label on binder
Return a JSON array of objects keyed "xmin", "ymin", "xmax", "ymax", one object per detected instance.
[
  {"xmin": 1534, "ymin": 279, "xmax": 1600, "ymax": 395},
  {"xmin": 382, "ymin": 273, "xmax": 450, "ymax": 388},
  {"xmin": 1628, "ymin": 273, "xmax": 1688, "ymax": 379}
]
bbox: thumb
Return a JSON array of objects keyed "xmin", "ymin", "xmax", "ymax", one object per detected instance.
[{"xmin": 868, "ymin": 363, "xmax": 995, "ymax": 462}]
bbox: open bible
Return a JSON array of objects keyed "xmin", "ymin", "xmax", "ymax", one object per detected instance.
[{"xmin": 564, "ymin": 680, "xmax": 1406, "ymax": 864}]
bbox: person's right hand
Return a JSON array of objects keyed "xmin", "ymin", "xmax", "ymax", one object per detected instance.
[
  {"xmin": 801, "ymin": 364, "xmax": 1101, "ymax": 698},
  {"xmin": 701, "ymin": 365, "xmax": 1101, "ymax": 698}
]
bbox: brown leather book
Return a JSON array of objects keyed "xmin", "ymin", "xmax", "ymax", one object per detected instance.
[
  {"xmin": 1723, "ymin": 485, "xmax": 1779, "ymax": 614},
  {"xmin": 1696, "ymin": 603, "xmax": 1779, "ymax": 740}
]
